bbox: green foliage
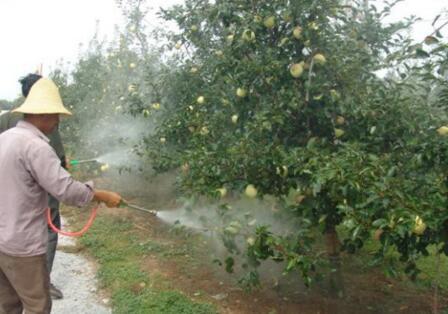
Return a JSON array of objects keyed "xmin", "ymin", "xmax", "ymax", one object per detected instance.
[
  {"xmin": 47, "ymin": 0, "xmax": 448, "ymax": 291},
  {"xmin": 0, "ymin": 99, "xmax": 15, "ymax": 110},
  {"xmin": 141, "ymin": 0, "xmax": 448, "ymax": 287}
]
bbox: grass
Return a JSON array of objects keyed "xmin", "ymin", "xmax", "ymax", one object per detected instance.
[
  {"xmin": 349, "ymin": 232, "xmax": 448, "ymax": 292},
  {"xmin": 416, "ymin": 245, "xmax": 448, "ymax": 290},
  {"xmin": 78, "ymin": 215, "xmax": 217, "ymax": 314}
]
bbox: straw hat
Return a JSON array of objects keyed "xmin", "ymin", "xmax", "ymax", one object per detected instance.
[{"xmin": 13, "ymin": 78, "xmax": 72, "ymax": 116}]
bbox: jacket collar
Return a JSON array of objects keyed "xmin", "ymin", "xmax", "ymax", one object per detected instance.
[{"xmin": 17, "ymin": 120, "xmax": 50, "ymax": 143}]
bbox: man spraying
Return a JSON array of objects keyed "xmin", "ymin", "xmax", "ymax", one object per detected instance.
[
  {"xmin": 0, "ymin": 73, "xmax": 67, "ymax": 299},
  {"xmin": 0, "ymin": 77, "xmax": 121, "ymax": 314}
]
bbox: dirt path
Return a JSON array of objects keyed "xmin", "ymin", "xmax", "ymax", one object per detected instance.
[{"xmin": 50, "ymin": 231, "xmax": 111, "ymax": 314}]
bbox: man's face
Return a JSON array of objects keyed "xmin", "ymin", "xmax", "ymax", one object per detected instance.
[{"xmin": 41, "ymin": 114, "xmax": 60, "ymax": 134}]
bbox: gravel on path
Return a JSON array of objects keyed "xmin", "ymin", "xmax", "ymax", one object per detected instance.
[{"xmin": 50, "ymin": 233, "xmax": 111, "ymax": 314}]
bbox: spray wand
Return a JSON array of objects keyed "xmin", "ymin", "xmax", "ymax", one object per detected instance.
[
  {"xmin": 47, "ymin": 200, "xmax": 158, "ymax": 237},
  {"xmin": 120, "ymin": 199, "xmax": 158, "ymax": 216}
]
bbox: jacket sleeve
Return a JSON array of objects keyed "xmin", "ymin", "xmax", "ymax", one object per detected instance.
[{"xmin": 26, "ymin": 141, "xmax": 94, "ymax": 207}]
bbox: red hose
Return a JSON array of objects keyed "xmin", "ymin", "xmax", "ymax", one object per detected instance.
[{"xmin": 46, "ymin": 207, "xmax": 98, "ymax": 237}]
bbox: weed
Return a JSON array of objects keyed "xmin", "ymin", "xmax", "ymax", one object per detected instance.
[{"xmin": 79, "ymin": 215, "xmax": 217, "ymax": 313}]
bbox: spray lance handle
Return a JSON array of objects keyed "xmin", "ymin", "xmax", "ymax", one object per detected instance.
[
  {"xmin": 69, "ymin": 159, "xmax": 80, "ymax": 166},
  {"xmin": 69, "ymin": 158, "xmax": 98, "ymax": 166}
]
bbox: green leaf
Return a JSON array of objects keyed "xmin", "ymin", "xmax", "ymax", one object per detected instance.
[
  {"xmin": 318, "ymin": 215, "xmax": 327, "ymax": 224},
  {"xmin": 415, "ymin": 48, "xmax": 430, "ymax": 58},
  {"xmin": 286, "ymin": 257, "xmax": 298, "ymax": 272},
  {"xmin": 225, "ymin": 257, "xmax": 234, "ymax": 273},
  {"xmin": 372, "ymin": 219, "xmax": 388, "ymax": 228}
]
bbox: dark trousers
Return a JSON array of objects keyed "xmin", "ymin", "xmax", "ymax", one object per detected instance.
[
  {"xmin": 0, "ymin": 251, "xmax": 51, "ymax": 314},
  {"xmin": 46, "ymin": 206, "xmax": 60, "ymax": 274}
]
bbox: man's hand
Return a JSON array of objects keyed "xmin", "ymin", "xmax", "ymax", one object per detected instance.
[
  {"xmin": 93, "ymin": 190, "xmax": 122, "ymax": 208},
  {"xmin": 65, "ymin": 156, "xmax": 72, "ymax": 170}
]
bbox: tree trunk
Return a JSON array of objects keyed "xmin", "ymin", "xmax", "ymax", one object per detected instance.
[{"xmin": 325, "ymin": 225, "xmax": 345, "ymax": 298}]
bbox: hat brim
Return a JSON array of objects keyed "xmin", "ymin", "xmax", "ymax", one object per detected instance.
[{"xmin": 12, "ymin": 104, "xmax": 72, "ymax": 116}]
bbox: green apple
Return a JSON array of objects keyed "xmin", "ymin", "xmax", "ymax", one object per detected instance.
[
  {"xmin": 437, "ymin": 126, "xmax": 448, "ymax": 136},
  {"xmin": 313, "ymin": 53, "xmax": 326, "ymax": 65},
  {"xmin": 151, "ymin": 103, "xmax": 161, "ymax": 110},
  {"xmin": 292, "ymin": 26, "xmax": 302, "ymax": 39},
  {"xmin": 129, "ymin": 62, "xmax": 136, "ymax": 69},
  {"xmin": 330, "ymin": 89, "xmax": 341, "ymax": 101},
  {"xmin": 231, "ymin": 114, "xmax": 238, "ymax": 124},
  {"xmin": 217, "ymin": 187, "xmax": 227, "ymax": 198},
  {"xmin": 242, "ymin": 30, "xmax": 256, "ymax": 42},
  {"xmin": 197, "ymin": 96, "xmax": 205, "ymax": 104},
  {"xmin": 335, "ymin": 116, "xmax": 345, "ymax": 125},
  {"xmin": 246, "ymin": 237, "xmax": 256, "ymax": 246},
  {"xmin": 226, "ymin": 34, "xmax": 234, "ymax": 43},
  {"xmin": 200, "ymin": 126, "xmax": 209, "ymax": 135},
  {"xmin": 283, "ymin": 12, "xmax": 292, "ymax": 22},
  {"xmin": 265, "ymin": 76, "xmax": 274, "ymax": 84},
  {"xmin": 413, "ymin": 215, "xmax": 427, "ymax": 235},
  {"xmin": 160, "ymin": 137, "xmax": 166, "ymax": 144},
  {"xmin": 308, "ymin": 21, "xmax": 319, "ymax": 30},
  {"xmin": 190, "ymin": 67, "xmax": 198, "ymax": 73},
  {"xmin": 276, "ymin": 165, "xmax": 288, "ymax": 177},
  {"xmin": 142, "ymin": 109, "xmax": 150, "ymax": 117},
  {"xmin": 290, "ymin": 63, "xmax": 304, "ymax": 78},
  {"xmin": 236, "ymin": 88, "xmax": 247, "ymax": 97},
  {"xmin": 279, "ymin": 37, "xmax": 289, "ymax": 46},
  {"xmin": 100, "ymin": 164, "xmax": 110, "ymax": 172},
  {"xmin": 334, "ymin": 128, "xmax": 345, "ymax": 138},
  {"xmin": 264, "ymin": 16, "xmax": 276, "ymax": 29},
  {"xmin": 245, "ymin": 184, "xmax": 257, "ymax": 198},
  {"xmin": 175, "ymin": 41, "xmax": 182, "ymax": 49},
  {"xmin": 190, "ymin": 25, "xmax": 198, "ymax": 32}
]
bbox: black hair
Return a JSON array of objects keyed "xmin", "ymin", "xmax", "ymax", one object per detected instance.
[{"xmin": 18, "ymin": 73, "xmax": 42, "ymax": 97}]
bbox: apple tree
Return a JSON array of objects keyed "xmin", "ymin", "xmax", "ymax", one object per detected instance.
[{"xmin": 136, "ymin": 0, "xmax": 448, "ymax": 295}]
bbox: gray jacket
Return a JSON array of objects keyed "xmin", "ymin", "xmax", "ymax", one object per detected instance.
[{"xmin": 0, "ymin": 111, "xmax": 66, "ymax": 209}]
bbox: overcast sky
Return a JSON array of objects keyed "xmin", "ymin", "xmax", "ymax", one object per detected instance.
[{"xmin": 0, "ymin": 0, "xmax": 446, "ymax": 100}]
